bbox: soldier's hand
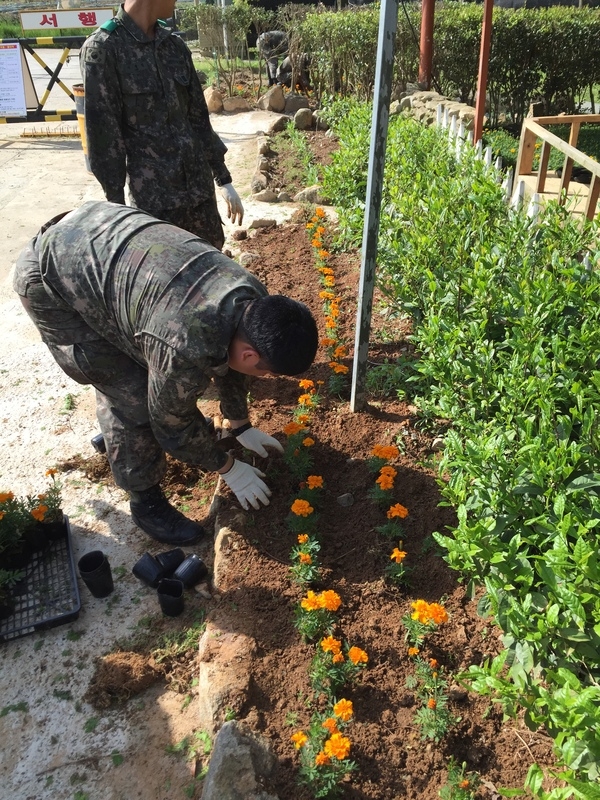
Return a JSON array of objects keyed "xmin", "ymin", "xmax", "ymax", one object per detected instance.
[
  {"xmin": 220, "ymin": 459, "xmax": 271, "ymax": 510},
  {"xmin": 235, "ymin": 426, "xmax": 284, "ymax": 458},
  {"xmin": 220, "ymin": 183, "xmax": 244, "ymax": 225}
]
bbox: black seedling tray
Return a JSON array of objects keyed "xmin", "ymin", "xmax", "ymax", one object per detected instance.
[{"xmin": 0, "ymin": 516, "xmax": 81, "ymax": 642}]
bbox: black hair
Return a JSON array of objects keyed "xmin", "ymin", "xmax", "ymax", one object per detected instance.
[{"xmin": 238, "ymin": 295, "xmax": 318, "ymax": 375}]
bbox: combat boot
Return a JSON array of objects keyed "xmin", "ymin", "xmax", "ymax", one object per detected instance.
[{"xmin": 130, "ymin": 485, "xmax": 205, "ymax": 545}]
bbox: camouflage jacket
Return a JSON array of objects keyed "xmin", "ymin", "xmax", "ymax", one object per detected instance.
[
  {"xmin": 79, "ymin": 7, "xmax": 231, "ymax": 214},
  {"xmin": 39, "ymin": 202, "xmax": 267, "ymax": 471}
]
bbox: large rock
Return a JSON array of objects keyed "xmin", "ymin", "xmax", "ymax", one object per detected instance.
[
  {"xmin": 284, "ymin": 93, "xmax": 309, "ymax": 114},
  {"xmin": 204, "ymin": 86, "xmax": 223, "ymax": 114},
  {"xmin": 267, "ymin": 115, "xmax": 289, "ymax": 134},
  {"xmin": 293, "ymin": 185, "xmax": 325, "ymax": 204},
  {"xmin": 257, "ymin": 85, "xmax": 286, "ymax": 113},
  {"xmin": 294, "ymin": 107, "xmax": 313, "ymax": 130},
  {"xmin": 250, "ymin": 172, "xmax": 268, "ymax": 193},
  {"xmin": 222, "ymin": 96, "xmax": 251, "ymax": 112},
  {"xmin": 252, "ymin": 189, "xmax": 279, "ymax": 203},
  {"xmin": 200, "ymin": 721, "xmax": 278, "ymax": 800}
]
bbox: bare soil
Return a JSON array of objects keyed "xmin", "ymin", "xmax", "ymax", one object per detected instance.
[{"xmin": 78, "ymin": 130, "xmax": 559, "ymax": 799}]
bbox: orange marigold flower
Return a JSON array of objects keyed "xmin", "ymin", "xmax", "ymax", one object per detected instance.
[
  {"xmin": 379, "ymin": 465, "xmax": 397, "ymax": 478},
  {"xmin": 0, "ymin": 492, "xmax": 14, "ymax": 503},
  {"xmin": 459, "ymin": 780, "xmax": 470, "ymax": 789},
  {"xmin": 332, "ymin": 652, "xmax": 345, "ymax": 663},
  {"xmin": 316, "ymin": 226, "xmax": 326, "ymax": 235},
  {"xmin": 325, "ymin": 318, "xmax": 337, "ymax": 330},
  {"xmin": 0, "ymin": 511, "xmax": 5, "ymax": 521},
  {"xmin": 291, "ymin": 731, "xmax": 308, "ymax": 749},
  {"xmin": 30, "ymin": 505, "xmax": 48, "ymax": 521},
  {"xmin": 298, "ymin": 379, "xmax": 314, "ymax": 390},
  {"xmin": 324, "ymin": 732, "xmax": 352, "ymax": 761},
  {"xmin": 376, "ymin": 474, "xmax": 394, "ymax": 490},
  {"xmin": 411, "ymin": 599, "xmax": 431, "ymax": 623},
  {"xmin": 291, "ymin": 499, "xmax": 314, "ymax": 517},
  {"xmin": 37, "ymin": 493, "xmax": 47, "ymax": 501},
  {"xmin": 320, "ymin": 337, "xmax": 337, "ymax": 347},
  {"xmin": 315, "ymin": 751, "xmax": 330, "ymax": 766},
  {"xmin": 298, "ymin": 534, "xmax": 309, "ymax": 544},
  {"xmin": 317, "ymin": 380, "xmax": 325, "ymax": 385},
  {"xmin": 311, "ymin": 238, "xmax": 321, "ymax": 248},
  {"xmin": 429, "ymin": 658, "xmax": 438, "ymax": 668},
  {"xmin": 333, "ymin": 698, "xmax": 353, "ymax": 721},
  {"xmin": 329, "ymin": 362, "xmax": 349, "ymax": 374},
  {"xmin": 301, "ymin": 590, "xmax": 321, "ymax": 611},
  {"xmin": 283, "ymin": 421, "xmax": 304, "ymax": 436},
  {"xmin": 328, "ymin": 305, "xmax": 340, "ymax": 319},
  {"xmin": 45, "ymin": 468, "xmax": 57, "ymax": 476},
  {"xmin": 298, "ymin": 393, "xmax": 314, "ymax": 406},
  {"xmin": 321, "ymin": 635, "xmax": 342, "ymax": 654},
  {"xmin": 408, "ymin": 647, "xmax": 420, "ymax": 656},
  {"xmin": 322, "ymin": 717, "xmax": 339, "ymax": 734},
  {"xmin": 306, "ymin": 222, "xmax": 315, "ymax": 230},
  {"xmin": 427, "ymin": 698, "xmax": 437, "ymax": 709},
  {"xmin": 323, "ymin": 276, "xmax": 335, "ymax": 287},
  {"xmin": 387, "ymin": 503, "xmax": 409, "ymax": 519},
  {"xmin": 321, "ymin": 267, "xmax": 334, "ymax": 276},
  {"xmin": 320, "ymin": 590, "xmax": 342, "ymax": 611},
  {"xmin": 307, "ymin": 475, "xmax": 323, "ymax": 489},
  {"xmin": 390, "ymin": 548, "xmax": 407, "ymax": 563},
  {"xmin": 299, "ymin": 552, "xmax": 312, "ymax": 565},
  {"xmin": 302, "ymin": 437, "xmax": 315, "ymax": 447},
  {"xmin": 315, "ymin": 207, "xmax": 326, "ymax": 218},
  {"xmin": 348, "ymin": 646, "xmax": 368, "ymax": 665},
  {"xmin": 428, "ymin": 603, "xmax": 449, "ymax": 625},
  {"xmin": 297, "ymin": 414, "xmax": 310, "ymax": 424},
  {"xmin": 333, "ymin": 345, "xmax": 347, "ymax": 358}
]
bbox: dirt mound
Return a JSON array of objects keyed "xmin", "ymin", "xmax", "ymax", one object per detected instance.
[{"xmin": 85, "ymin": 651, "xmax": 161, "ymax": 709}]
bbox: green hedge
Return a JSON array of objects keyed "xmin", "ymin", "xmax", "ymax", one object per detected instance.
[
  {"xmin": 322, "ymin": 99, "xmax": 600, "ymax": 793},
  {"xmin": 298, "ymin": 5, "xmax": 600, "ymax": 126}
]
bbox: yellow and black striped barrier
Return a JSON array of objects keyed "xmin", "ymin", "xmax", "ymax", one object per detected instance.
[{"xmin": 0, "ymin": 36, "xmax": 86, "ymax": 123}]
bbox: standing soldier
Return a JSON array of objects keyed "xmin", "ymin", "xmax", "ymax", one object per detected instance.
[
  {"xmin": 79, "ymin": 0, "xmax": 243, "ymax": 250},
  {"xmin": 256, "ymin": 30, "xmax": 289, "ymax": 87},
  {"xmin": 14, "ymin": 202, "xmax": 319, "ymax": 546}
]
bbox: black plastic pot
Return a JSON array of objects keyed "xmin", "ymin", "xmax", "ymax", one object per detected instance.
[
  {"xmin": 155, "ymin": 548, "xmax": 185, "ymax": 576},
  {"xmin": 132, "ymin": 553, "xmax": 165, "ymax": 589},
  {"xmin": 41, "ymin": 512, "xmax": 67, "ymax": 541},
  {"xmin": 157, "ymin": 578, "xmax": 184, "ymax": 617},
  {"xmin": 78, "ymin": 550, "xmax": 114, "ymax": 598},
  {"xmin": 172, "ymin": 554, "xmax": 208, "ymax": 588}
]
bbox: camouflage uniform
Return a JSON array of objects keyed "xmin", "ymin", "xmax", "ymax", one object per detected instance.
[
  {"xmin": 256, "ymin": 31, "xmax": 288, "ymax": 86},
  {"xmin": 79, "ymin": 6, "xmax": 229, "ymax": 249},
  {"xmin": 13, "ymin": 201, "xmax": 268, "ymax": 491}
]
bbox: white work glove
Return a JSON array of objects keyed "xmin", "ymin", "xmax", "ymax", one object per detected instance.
[
  {"xmin": 221, "ymin": 459, "xmax": 271, "ymax": 510},
  {"xmin": 219, "ymin": 183, "xmax": 244, "ymax": 225},
  {"xmin": 235, "ymin": 427, "xmax": 284, "ymax": 458}
]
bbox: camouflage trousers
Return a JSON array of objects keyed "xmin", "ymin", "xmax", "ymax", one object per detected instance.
[
  {"xmin": 15, "ymin": 241, "xmax": 167, "ymax": 492},
  {"xmin": 153, "ymin": 196, "xmax": 225, "ymax": 250}
]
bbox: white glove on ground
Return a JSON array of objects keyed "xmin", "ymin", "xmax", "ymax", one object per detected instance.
[
  {"xmin": 236, "ymin": 427, "xmax": 284, "ymax": 458},
  {"xmin": 221, "ymin": 459, "xmax": 271, "ymax": 510},
  {"xmin": 219, "ymin": 183, "xmax": 244, "ymax": 225}
]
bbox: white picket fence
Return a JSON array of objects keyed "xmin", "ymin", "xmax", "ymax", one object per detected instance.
[{"xmin": 436, "ymin": 103, "xmax": 542, "ymax": 222}]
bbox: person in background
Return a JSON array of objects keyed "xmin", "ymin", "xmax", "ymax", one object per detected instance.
[
  {"xmin": 14, "ymin": 202, "xmax": 319, "ymax": 546},
  {"xmin": 256, "ymin": 30, "xmax": 289, "ymax": 87},
  {"xmin": 80, "ymin": 0, "xmax": 243, "ymax": 250}
]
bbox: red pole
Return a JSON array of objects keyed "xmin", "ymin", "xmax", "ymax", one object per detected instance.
[
  {"xmin": 418, "ymin": 0, "xmax": 435, "ymax": 89},
  {"xmin": 474, "ymin": 0, "xmax": 494, "ymax": 143}
]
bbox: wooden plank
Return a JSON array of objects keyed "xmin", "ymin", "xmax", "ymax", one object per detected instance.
[
  {"xmin": 536, "ymin": 141, "xmax": 551, "ymax": 193},
  {"xmin": 585, "ymin": 174, "xmax": 600, "ymax": 221},
  {"xmin": 532, "ymin": 114, "xmax": 600, "ymax": 125},
  {"xmin": 523, "ymin": 119, "xmax": 600, "ymax": 178},
  {"xmin": 516, "ymin": 121, "xmax": 538, "ymax": 176}
]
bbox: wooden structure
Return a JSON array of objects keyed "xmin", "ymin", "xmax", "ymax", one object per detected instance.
[{"xmin": 515, "ymin": 115, "xmax": 600, "ymax": 221}]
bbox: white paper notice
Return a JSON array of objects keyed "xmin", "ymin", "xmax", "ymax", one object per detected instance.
[{"xmin": 0, "ymin": 43, "xmax": 27, "ymax": 117}]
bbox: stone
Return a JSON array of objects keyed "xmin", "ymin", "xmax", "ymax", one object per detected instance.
[
  {"xmin": 293, "ymin": 185, "xmax": 324, "ymax": 204},
  {"xmin": 252, "ymin": 189, "xmax": 279, "ymax": 203},
  {"xmin": 284, "ymin": 93, "xmax": 310, "ymax": 114},
  {"xmin": 196, "ymin": 70, "xmax": 208, "ymax": 85},
  {"xmin": 399, "ymin": 96, "xmax": 412, "ymax": 111},
  {"xmin": 294, "ymin": 107, "xmax": 313, "ymax": 130},
  {"xmin": 200, "ymin": 721, "xmax": 278, "ymax": 800},
  {"xmin": 204, "ymin": 86, "xmax": 223, "ymax": 114},
  {"xmin": 222, "ymin": 95, "xmax": 251, "ymax": 112},
  {"xmin": 277, "ymin": 191, "xmax": 292, "ymax": 203},
  {"xmin": 267, "ymin": 114, "xmax": 289, "ymax": 135},
  {"xmin": 313, "ymin": 112, "xmax": 329, "ymax": 131},
  {"xmin": 257, "ymin": 137, "xmax": 271, "ymax": 156},
  {"xmin": 248, "ymin": 217, "xmax": 277, "ymax": 229},
  {"xmin": 257, "ymin": 156, "xmax": 271, "ymax": 173},
  {"xmin": 250, "ymin": 172, "xmax": 268, "ymax": 193},
  {"xmin": 238, "ymin": 252, "xmax": 260, "ymax": 267},
  {"xmin": 231, "ymin": 229, "xmax": 247, "ymax": 241},
  {"xmin": 257, "ymin": 85, "xmax": 286, "ymax": 113},
  {"xmin": 337, "ymin": 493, "xmax": 354, "ymax": 507},
  {"xmin": 449, "ymin": 687, "xmax": 469, "ymax": 703},
  {"xmin": 390, "ymin": 100, "xmax": 403, "ymax": 115},
  {"xmin": 431, "ymin": 436, "xmax": 444, "ymax": 452}
]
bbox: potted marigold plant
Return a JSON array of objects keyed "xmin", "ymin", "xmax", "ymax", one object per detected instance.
[
  {"xmin": 0, "ymin": 568, "xmax": 24, "ymax": 620},
  {"xmin": 33, "ymin": 469, "xmax": 65, "ymax": 540},
  {"xmin": 0, "ymin": 491, "xmax": 31, "ymax": 569}
]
